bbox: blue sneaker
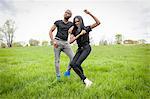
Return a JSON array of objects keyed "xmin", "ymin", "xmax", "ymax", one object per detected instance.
[
  {"xmin": 64, "ymin": 71, "xmax": 70, "ymax": 77},
  {"xmin": 56, "ymin": 76, "xmax": 61, "ymax": 81}
]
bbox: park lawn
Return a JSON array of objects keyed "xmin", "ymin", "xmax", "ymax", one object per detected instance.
[{"xmin": 0, "ymin": 45, "xmax": 150, "ymax": 98}]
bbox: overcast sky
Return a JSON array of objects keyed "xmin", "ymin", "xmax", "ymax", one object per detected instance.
[{"xmin": 0, "ymin": 0, "xmax": 150, "ymax": 44}]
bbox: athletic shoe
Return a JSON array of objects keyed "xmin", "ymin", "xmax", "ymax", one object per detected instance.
[
  {"xmin": 64, "ymin": 71, "xmax": 70, "ymax": 77},
  {"xmin": 84, "ymin": 78, "xmax": 93, "ymax": 88},
  {"xmin": 56, "ymin": 76, "xmax": 61, "ymax": 81}
]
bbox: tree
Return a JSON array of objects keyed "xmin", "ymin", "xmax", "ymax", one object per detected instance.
[
  {"xmin": 0, "ymin": 33, "xmax": 3, "ymax": 47},
  {"xmin": 0, "ymin": 19, "xmax": 16, "ymax": 47},
  {"xmin": 0, "ymin": 42, "xmax": 7, "ymax": 48},
  {"xmin": 0, "ymin": 33, "xmax": 3, "ymax": 41},
  {"xmin": 50, "ymin": 40, "xmax": 53, "ymax": 45},
  {"xmin": 115, "ymin": 34, "xmax": 122, "ymax": 44},
  {"xmin": 90, "ymin": 37, "xmax": 94, "ymax": 45},
  {"xmin": 13, "ymin": 42, "xmax": 23, "ymax": 47},
  {"xmin": 99, "ymin": 40, "xmax": 108, "ymax": 45},
  {"xmin": 138, "ymin": 39, "xmax": 146, "ymax": 44},
  {"xmin": 29, "ymin": 39, "xmax": 40, "ymax": 46},
  {"xmin": 42, "ymin": 40, "xmax": 49, "ymax": 46}
]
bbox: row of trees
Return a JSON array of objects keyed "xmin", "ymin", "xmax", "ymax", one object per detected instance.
[
  {"xmin": 0, "ymin": 19, "xmax": 147, "ymax": 48},
  {"xmin": 0, "ymin": 19, "xmax": 50, "ymax": 48},
  {"xmin": 114, "ymin": 34, "xmax": 146, "ymax": 44},
  {"xmin": 0, "ymin": 39, "xmax": 50, "ymax": 48},
  {"xmin": 29, "ymin": 39, "xmax": 49, "ymax": 46}
]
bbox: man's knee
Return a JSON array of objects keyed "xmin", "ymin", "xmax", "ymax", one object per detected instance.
[{"xmin": 69, "ymin": 52, "xmax": 74, "ymax": 60}]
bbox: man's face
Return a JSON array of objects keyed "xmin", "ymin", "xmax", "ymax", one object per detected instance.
[{"xmin": 64, "ymin": 10, "xmax": 72, "ymax": 20}]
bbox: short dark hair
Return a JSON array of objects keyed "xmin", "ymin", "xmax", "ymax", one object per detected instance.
[{"xmin": 65, "ymin": 9, "xmax": 72, "ymax": 16}]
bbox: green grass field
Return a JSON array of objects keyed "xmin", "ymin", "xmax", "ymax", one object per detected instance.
[{"xmin": 0, "ymin": 45, "xmax": 150, "ymax": 98}]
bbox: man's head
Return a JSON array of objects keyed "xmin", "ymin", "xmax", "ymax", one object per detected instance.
[{"xmin": 64, "ymin": 9, "xmax": 72, "ymax": 20}]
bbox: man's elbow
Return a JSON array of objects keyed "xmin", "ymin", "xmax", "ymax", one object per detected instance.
[{"xmin": 49, "ymin": 29, "xmax": 54, "ymax": 34}]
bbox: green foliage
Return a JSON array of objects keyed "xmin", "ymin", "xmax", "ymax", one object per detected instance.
[
  {"xmin": 0, "ymin": 45, "xmax": 149, "ymax": 98},
  {"xmin": 115, "ymin": 34, "xmax": 122, "ymax": 44},
  {"xmin": 29, "ymin": 39, "xmax": 40, "ymax": 46},
  {"xmin": 13, "ymin": 42, "xmax": 23, "ymax": 47},
  {"xmin": 99, "ymin": 40, "xmax": 108, "ymax": 45},
  {"xmin": 0, "ymin": 42, "xmax": 7, "ymax": 48},
  {"xmin": 42, "ymin": 41, "xmax": 49, "ymax": 46}
]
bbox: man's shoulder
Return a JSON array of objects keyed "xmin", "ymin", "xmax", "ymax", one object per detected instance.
[
  {"xmin": 68, "ymin": 21, "xmax": 73, "ymax": 25},
  {"xmin": 55, "ymin": 20, "xmax": 62, "ymax": 23},
  {"xmin": 54, "ymin": 20, "xmax": 62, "ymax": 26},
  {"xmin": 68, "ymin": 21, "xmax": 73, "ymax": 24}
]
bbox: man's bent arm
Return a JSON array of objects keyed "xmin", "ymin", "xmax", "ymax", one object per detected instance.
[{"xmin": 49, "ymin": 24, "xmax": 56, "ymax": 42}]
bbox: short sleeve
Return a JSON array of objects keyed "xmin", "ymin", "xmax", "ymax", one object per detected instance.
[
  {"xmin": 85, "ymin": 26, "xmax": 92, "ymax": 33},
  {"xmin": 54, "ymin": 20, "xmax": 59, "ymax": 27},
  {"xmin": 70, "ymin": 22, "xmax": 73, "ymax": 27}
]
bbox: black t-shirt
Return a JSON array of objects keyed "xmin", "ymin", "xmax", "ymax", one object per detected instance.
[
  {"xmin": 54, "ymin": 20, "xmax": 73, "ymax": 41},
  {"xmin": 72, "ymin": 26, "xmax": 92, "ymax": 47}
]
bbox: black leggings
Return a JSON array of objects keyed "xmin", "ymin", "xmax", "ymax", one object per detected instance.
[{"xmin": 70, "ymin": 44, "xmax": 91, "ymax": 81}]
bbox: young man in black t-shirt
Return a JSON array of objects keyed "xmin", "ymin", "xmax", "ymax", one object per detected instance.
[{"xmin": 49, "ymin": 10, "xmax": 74, "ymax": 81}]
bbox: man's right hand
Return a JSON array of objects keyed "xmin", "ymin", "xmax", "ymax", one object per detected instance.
[{"xmin": 53, "ymin": 39, "xmax": 58, "ymax": 48}]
